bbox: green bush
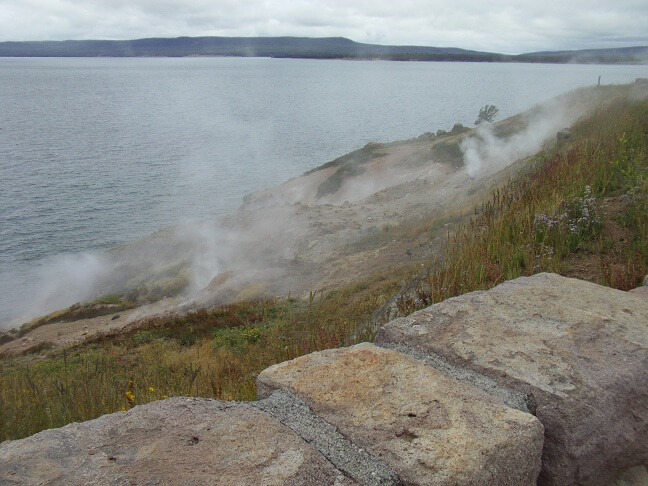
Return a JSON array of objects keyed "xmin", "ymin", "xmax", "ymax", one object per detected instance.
[
  {"xmin": 212, "ymin": 326, "xmax": 262, "ymax": 349},
  {"xmin": 132, "ymin": 330, "xmax": 155, "ymax": 346}
]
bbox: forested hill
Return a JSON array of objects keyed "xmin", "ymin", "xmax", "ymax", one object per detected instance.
[
  {"xmin": 519, "ymin": 45, "xmax": 648, "ymax": 64},
  {"xmin": 0, "ymin": 36, "xmax": 646, "ymax": 64},
  {"xmin": 0, "ymin": 37, "xmax": 500, "ymax": 59}
]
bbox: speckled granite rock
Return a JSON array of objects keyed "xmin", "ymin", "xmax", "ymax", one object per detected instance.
[
  {"xmin": 258, "ymin": 343, "xmax": 544, "ymax": 485},
  {"xmin": 0, "ymin": 397, "xmax": 356, "ymax": 486},
  {"xmin": 5, "ymin": 272, "xmax": 646, "ymax": 486},
  {"xmin": 629, "ymin": 283, "xmax": 648, "ymax": 299},
  {"xmin": 375, "ymin": 273, "xmax": 648, "ymax": 485}
]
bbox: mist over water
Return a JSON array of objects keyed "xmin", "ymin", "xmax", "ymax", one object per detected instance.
[{"xmin": 1, "ymin": 57, "xmax": 646, "ymax": 326}]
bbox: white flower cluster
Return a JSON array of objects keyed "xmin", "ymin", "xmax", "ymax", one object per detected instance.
[{"xmin": 534, "ymin": 186, "xmax": 601, "ymax": 238}]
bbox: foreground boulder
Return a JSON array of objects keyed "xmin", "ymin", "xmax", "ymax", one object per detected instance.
[
  {"xmin": 0, "ymin": 397, "xmax": 355, "ymax": 485},
  {"xmin": 0, "ymin": 346, "xmax": 544, "ymax": 486},
  {"xmin": 2, "ymin": 273, "xmax": 646, "ymax": 485},
  {"xmin": 376, "ymin": 273, "xmax": 648, "ymax": 485},
  {"xmin": 258, "ymin": 343, "xmax": 544, "ymax": 485}
]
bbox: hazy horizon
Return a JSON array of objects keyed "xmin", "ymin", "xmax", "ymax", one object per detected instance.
[
  {"xmin": 1, "ymin": 1, "xmax": 648, "ymax": 54},
  {"xmin": 1, "ymin": 34, "xmax": 647, "ymax": 57}
]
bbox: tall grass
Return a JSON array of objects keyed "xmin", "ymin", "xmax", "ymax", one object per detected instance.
[
  {"xmin": 0, "ymin": 272, "xmax": 406, "ymax": 441},
  {"xmin": 398, "ymin": 96, "xmax": 648, "ymax": 313}
]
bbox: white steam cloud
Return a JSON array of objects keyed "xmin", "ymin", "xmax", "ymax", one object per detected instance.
[
  {"xmin": 2, "ymin": 86, "xmax": 634, "ymax": 330},
  {"xmin": 0, "ymin": 252, "xmax": 110, "ymax": 326},
  {"xmin": 460, "ymin": 93, "xmax": 589, "ymax": 178}
]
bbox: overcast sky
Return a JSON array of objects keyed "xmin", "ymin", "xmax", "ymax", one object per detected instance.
[{"xmin": 1, "ymin": 0, "xmax": 647, "ymax": 54}]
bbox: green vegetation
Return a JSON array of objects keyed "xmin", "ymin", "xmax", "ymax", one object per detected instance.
[
  {"xmin": 311, "ymin": 143, "xmax": 387, "ymax": 198},
  {"xmin": 429, "ymin": 140, "xmax": 465, "ymax": 167},
  {"xmin": 87, "ymin": 294, "xmax": 125, "ymax": 306},
  {"xmin": 0, "ymin": 37, "xmax": 645, "ymax": 64},
  {"xmin": 398, "ymin": 96, "xmax": 648, "ymax": 312},
  {"xmin": 0, "ymin": 274, "xmax": 407, "ymax": 441},
  {"xmin": 1, "ymin": 93, "xmax": 647, "ymax": 442}
]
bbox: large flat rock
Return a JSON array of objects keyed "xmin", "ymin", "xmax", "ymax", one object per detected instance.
[
  {"xmin": 257, "ymin": 342, "xmax": 544, "ymax": 485},
  {"xmin": 0, "ymin": 397, "xmax": 355, "ymax": 485},
  {"xmin": 375, "ymin": 273, "xmax": 648, "ymax": 485}
]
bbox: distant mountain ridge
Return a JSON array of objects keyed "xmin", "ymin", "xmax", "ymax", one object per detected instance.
[
  {"xmin": 520, "ymin": 45, "xmax": 648, "ymax": 64},
  {"xmin": 0, "ymin": 36, "xmax": 646, "ymax": 64}
]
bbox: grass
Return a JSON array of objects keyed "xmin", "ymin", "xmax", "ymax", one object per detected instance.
[
  {"xmin": 0, "ymin": 271, "xmax": 406, "ymax": 441},
  {"xmin": 397, "ymin": 95, "xmax": 648, "ymax": 313},
  {"xmin": 1, "ymin": 91, "xmax": 647, "ymax": 442}
]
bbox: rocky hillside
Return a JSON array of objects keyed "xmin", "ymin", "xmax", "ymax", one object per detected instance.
[
  {"xmin": 0, "ymin": 83, "xmax": 628, "ymax": 355},
  {"xmin": 2, "ymin": 273, "xmax": 647, "ymax": 485}
]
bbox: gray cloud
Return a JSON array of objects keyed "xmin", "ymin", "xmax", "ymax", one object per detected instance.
[{"xmin": 0, "ymin": 0, "xmax": 647, "ymax": 53}]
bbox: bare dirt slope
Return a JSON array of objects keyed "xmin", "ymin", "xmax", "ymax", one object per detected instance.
[{"xmin": 0, "ymin": 298, "xmax": 178, "ymax": 357}]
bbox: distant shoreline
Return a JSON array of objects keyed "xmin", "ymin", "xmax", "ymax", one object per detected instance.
[{"xmin": 1, "ymin": 36, "xmax": 647, "ymax": 64}]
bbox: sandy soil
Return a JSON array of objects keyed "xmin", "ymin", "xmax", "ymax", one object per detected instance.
[{"xmin": 0, "ymin": 298, "xmax": 179, "ymax": 357}]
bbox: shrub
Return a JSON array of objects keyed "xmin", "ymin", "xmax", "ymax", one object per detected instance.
[
  {"xmin": 475, "ymin": 104, "xmax": 499, "ymax": 125},
  {"xmin": 132, "ymin": 330, "xmax": 155, "ymax": 346},
  {"xmin": 212, "ymin": 326, "xmax": 262, "ymax": 349}
]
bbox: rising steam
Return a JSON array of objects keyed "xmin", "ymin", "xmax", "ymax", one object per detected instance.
[
  {"xmin": 460, "ymin": 90, "xmax": 594, "ymax": 178},
  {"xmin": 0, "ymin": 86, "xmax": 629, "ymax": 330}
]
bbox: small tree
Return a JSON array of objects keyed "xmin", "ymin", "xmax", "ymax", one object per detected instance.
[{"xmin": 475, "ymin": 104, "xmax": 499, "ymax": 125}]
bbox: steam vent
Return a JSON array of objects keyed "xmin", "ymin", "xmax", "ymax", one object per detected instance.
[{"xmin": 1, "ymin": 273, "xmax": 647, "ymax": 485}]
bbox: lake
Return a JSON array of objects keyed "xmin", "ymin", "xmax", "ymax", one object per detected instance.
[{"xmin": 1, "ymin": 57, "xmax": 646, "ymax": 325}]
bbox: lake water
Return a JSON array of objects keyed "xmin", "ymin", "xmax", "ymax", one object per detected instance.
[{"xmin": 1, "ymin": 57, "xmax": 646, "ymax": 325}]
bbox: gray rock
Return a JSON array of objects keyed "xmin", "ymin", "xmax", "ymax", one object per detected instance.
[
  {"xmin": 629, "ymin": 285, "xmax": 648, "ymax": 300},
  {"xmin": 375, "ymin": 273, "xmax": 648, "ymax": 485},
  {"xmin": 0, "ymin": 397, "xmax": 356, "ymax": 485},
  {"xmin": 557, "ymin": 128, "xmax": 572, "ymax": 141},
  {"xmin": 613, "ymin": 465, "xmax": 648, "ymax": 486},
  {"xmin": 255, "ymin": 389, "xmax": 399, "ymax": 485},
  {"xmin": 258, "ymin": 343, "xmax": 544, "ymax": 486}
]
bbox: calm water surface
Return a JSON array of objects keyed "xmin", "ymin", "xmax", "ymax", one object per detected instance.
[{"xmin": 1, "ymin": 57, "xmax": 646, "ymax": 323}]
